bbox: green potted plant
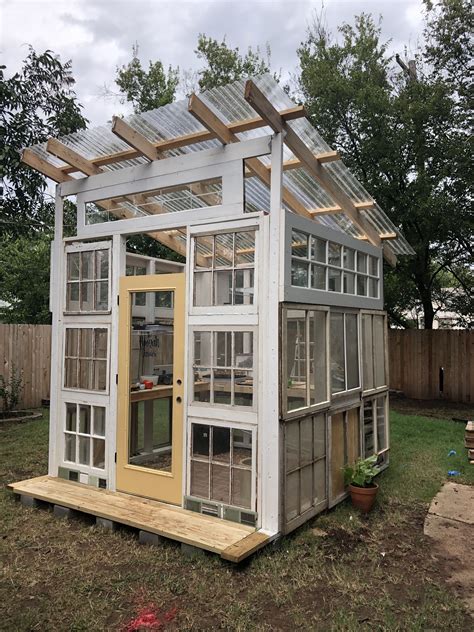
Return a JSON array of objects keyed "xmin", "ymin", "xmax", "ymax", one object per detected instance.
[{"xmin": 343, "ymin": 455, "xmax": 381, "ymax": 513}]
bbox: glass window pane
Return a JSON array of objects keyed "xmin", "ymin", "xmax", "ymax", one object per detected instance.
[
  {"xmin": 191, "ymin": 460, "xmax": 209, "ymax": 498},
  {"xmin": 345, "ymin": 314, "xmax": 359, "ymax": 390},
  {"xmin": 66, "ymin": 282, "xmax": 80, "ymax": 311},
  {"xmin": 364, "ymin": 400, "xmax": 375, "ymax": 457},
  {"xmin": 311, "ymin": 237, "xmax": 326, "ymax": 263},
  {"xmin": 362, "ymin": 315, "xmax": 374, "ymax": 390},
  {"xmin": 291, "ymin": 260, "xmax": 309, "ymax": 287},
  {"xmin": 214, "ymin": 233, "xmax": 234, "ymax": 268},
  {"xmin": 357, "ymin": 252, "xmax": 367, "ymax": 273},
  {"xmin": 234, "ymin": 269, "xmax": 254, "ymax": 305},
  {"xmin": 66, "ymin": 404, "xmax": 76, "ymax": 432},
  {"xmin": 328, "ymin": 243, "xmax": 341, "ymax": 267},
  {"xmin": 286, "ymin": 470, "xmax": 299, "ymax": 522},
  {"xmin": 192, "ymin": 424, "xmax": 210, "ymax": 458},
  {"xmin": 215, "ymin": 332, "xmax": 231, "ymax": 367},
  {"xmin": 64, "ymin": 359, "xmax": 78, "ymax": 388},
  {"xmin": 214, "ymin": 270, "xmax": 233, "ymax": 305},
  {"xmin": 292, "ymin": 230, "xmax": 308, "ymax": 258},
  {"xmin": 95, "ymin": 281, "xmax": 109, "ymax": 311},
  {"xmin": 65, "ymin": 434, "xmax": 76, "ymax": 462},
  {"xmin": 373, "ymin": 315, "xmax": 386, "ymax": 387},
  {"xmin": 232, "ymin": 429, "xmax": 252, "ymax": 466},
  {"xmin": 194, "ymin": 332, "xmax": 212, "ymax": 366},
  {"xmin": 286, "ymin": 311, "xmax": 307, "ymax": 410},
  {"xmin": 65, "ymin": 328, "xmax": 79, "ymax": 357},
  {"xmin": 234, "ymin": 370, "xmax": 253, "ymax": 407},
  {"xmin": 93, "ymin": 407, "xmax": 106, "ymax": 436},
  {"xmin": 300, "ymin": 417, "xmax": 313, "ymax": 466},
  {"xmin": 231, "ymin": 468, "xmax": 251, "ymax": 509},
  {"xmin": 79, "ymin": 436, "xmax": 90, "ymax": 465},
  {"xmin": 79, "ymin": 405, "xmax": 91, "ymax": 434},
  {"xmin": 95, "ymin": 329, "xmax": 108, "ymax": 358},
  {"xmin": 212, "ymin": 427, "xmax": 230, "ymax": 463},
  {"xmin": 328, "ymin": 269, "xmax": 341, "ymax": 292},
  {"xmin": 94, "ymin": 360, "xmax": 107, "ymax": 391},
  {"xmin": 369, "ymin": 278, "xmax": 379, "ymax": 298},
  {"xmin": 343, "ymin": 247, "xmax": 355, "ymax": 270},
  {"xmin": 194, "ymin": 368, "xmax": 211, "ymax": 402},
  {"xmin": 313, "ymin": 414, "xmax": 326, "ymax": 459},
  {"xmin": 81, "ymin": 251, "xmax": 94, "ymax": 280},
  {"xmin": 343, "ymin": 272, "xmax": 355, "ymax": 294},
  {"xmin": 211, "ymin": 463, "xmax": 230, "ymax": 503},
  {"xmin": 313, "ymin": 457, "xmax": 327, "ymax": 504},
  {"xmin": 79, "ymin": 359, "xmax": 93, "ymax": 390},
  {"xmin": 357, "ymin": 275, "xmax": 368, "ymax": 296},
  {"xmin": 330, "ymin": 313, "xmax": 345, "ymax": 394},
  {"xmin": 369, "ymin": 256, "xmax": 379, "ymax": 277},
  {"xmin": 300, "ymin": 465, "xmax": 313, "ymax": 513},
  {"xmin": 195, "ymin": 236, "xmax": 213, "ymax": 270},
  {"xmin": 80, "ymin": 329, "xmax": 93, "ymax": 358},
  {"xmin": 234, "ymin": 332, "xmax": 253, "ymax": 368},
  {"xmin": 96, "ymin": 250, "xmax": 109, "ymax": 279},
  {"xmin": 286, "ymin": 421, "xmax": 299, "ymax": 472},
  {"xmin": 235, "ymin": 231, "xmax": 255, "ymax": 266},
  {"xmin": 376, "ymin": 397, "xmax": 387, "ymax": 452},
  {"xmin": 311, "ymin": 264, "xmax": 326, "ymax": 290},
  {"xmin": 213, "ymin": 369, "xmax": 232, "ymax": 405},
  {"xmin": 310, "ymin": 310, "xmax": 327, "ymax": 404},
  {"xmin": 134, "ymin": 292, "xmax": 146, "ymax": 306},
  {"xmin": 93, "ymin": 439, "xmax": 105, "ymax": 469},
  {"xmin": 67, "ymin": 252, "xmax": 80, "ymax": 281},
  {"xmin": 193, "ymin": 271, "xmax": 212, "ymax": 306}
]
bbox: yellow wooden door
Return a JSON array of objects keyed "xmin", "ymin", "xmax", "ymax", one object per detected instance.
[{"xmin": 116, "ymin": 273, "xmax": 185, "ymax": 505}]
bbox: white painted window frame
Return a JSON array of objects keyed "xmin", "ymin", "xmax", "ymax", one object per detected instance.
[
  {"xmin": 63, "ymin": 240, "xmax": 112, "ymax": 315},
  {"xmin": 62, "ymin": 323, "xmax": 111, "ymax": 396},
  {"xmin": 61, "ymin": 400, "xmax": 108, "ymax": 476},
  {"xmin": 330, "ymin": 308, "xmax": 362, "ymax": 399}
]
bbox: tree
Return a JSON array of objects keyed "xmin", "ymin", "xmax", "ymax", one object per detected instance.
[
  {"xmin": 115, "ymin": 44, "xmax": 179, "ymax": 113},
  {"xmin": 297, "ymin": 4, "xmax": 472, "ymax": 328},
  {"xmin": 195, "ymin": 34, "xmax": 276, "ymax": 91}
]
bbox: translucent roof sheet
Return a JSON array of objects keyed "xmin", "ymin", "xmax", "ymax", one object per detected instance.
[{"xmin": 28, "ymin": 74, "xmax": 413, "ymax": 256}]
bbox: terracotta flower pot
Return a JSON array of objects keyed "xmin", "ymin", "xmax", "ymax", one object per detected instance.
[{"xmin": 349, "ymin": 483, "xmax": 379, "ymax": 513}]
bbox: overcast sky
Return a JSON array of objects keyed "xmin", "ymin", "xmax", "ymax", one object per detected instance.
[{"xmin": 1, "ymin": 0, "xmax": 426, "ymax": 126}]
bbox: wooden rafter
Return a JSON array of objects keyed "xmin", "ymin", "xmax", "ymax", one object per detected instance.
[
  {"xmin": 46, "ymin": 138, "xmax": 102, "ymax": 176},
  {"xmin": 310, "ymin": 201, "xmax": 375, "ymax": 216},
  {"xmin": 244, "ymin": 80, "xmax": 398, "ymax": 266},
  {"xmin": 188, "ymin": 94, "xmax": 312, "ymax": 219},
  {"xmin": 58, "ymin": 105, "xmax": 306, "ymax": 175},
  {"xmin": 356, "ymin": 232, "xmax": 398, "ymax": 241},
  {"xmin": 112, "ymin": 116, "xmax": 159, "ymax": 161},
  {"xmin": 21, "ymin": 148, "xmax": 72, "ymax": 183}
]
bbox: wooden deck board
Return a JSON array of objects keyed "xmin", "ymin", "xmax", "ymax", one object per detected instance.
[{"xmin": 8, "ymin": 476, "xmax": 268, "ymax": 560}]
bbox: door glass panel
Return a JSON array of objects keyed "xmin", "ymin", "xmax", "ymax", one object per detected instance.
[{"xmin": 128, "ymin": 290, "xmax": 174, "ymax": 472}]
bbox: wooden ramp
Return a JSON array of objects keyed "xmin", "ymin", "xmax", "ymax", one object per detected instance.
[{"xmin": 8, "ymin": 476, "xmax": 269, "ymax": 563}]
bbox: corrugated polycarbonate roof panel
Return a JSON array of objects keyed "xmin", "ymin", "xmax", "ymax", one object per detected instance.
[{"xmin": 26, "ymin": 74, "xmax": 413, "ymax": 255}]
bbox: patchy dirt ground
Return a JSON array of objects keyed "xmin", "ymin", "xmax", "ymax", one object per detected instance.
[{"xmin": 390, "ymin": 394, "xmax": 474, "ymax": 421}]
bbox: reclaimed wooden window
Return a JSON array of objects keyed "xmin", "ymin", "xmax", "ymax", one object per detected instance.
[
  {"xmin": 330, "ymin": 407, "xmax": 361, "ymax": 501},
  {"xmin": 190, "ymin": 424, "xmax": 253, "ymax": 509},
  {"xmin": 363, "ymin": 394, "xmax": 388, "ymax": 456},
  {"xmin": 283, "ymin": 307, "xmax": 328, "ymax": 414},
  {"xmin": 290, "ymin": 230, "xmax": 379, "ymax": 298},
  {"xmin": 330, "ymin": 311, "xmax": 360, "ymax": 395},
  {"xmin": 193, "ymin": 230, "xmax": 255, "ymax": 306},
  {"xmin": 285, "ymin": 413, "xmax": 327, "ymax": 525},
  {"xmin": 64, "ymin": 328, "xmax": 108, "ymax": 391},
  {"xmin": 66, "ymin": 248, "xmax": 110, "ymax": 312},
  {"xmin": 192, "ymin": 330, "xmax": 254, "ymax": 408},
  {"xmin": 361, "ymin": 313, "xmax": 387, "ymax": 391},
  {"xmin": 64, "ymin": 403, "xmax": 106, "ymax": 469}
]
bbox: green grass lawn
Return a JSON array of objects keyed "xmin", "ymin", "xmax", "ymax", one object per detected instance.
[{"xmin": 0, "ymin": 408, "xmax": 472, "ymax": 631}]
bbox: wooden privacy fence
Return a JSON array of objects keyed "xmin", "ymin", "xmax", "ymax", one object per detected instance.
[
  {"xmin": 389, "ymin": 330, "xmax": 473, "ymax": 404},
  {"xmin": 0, "ymin": 324, "xmax": 52, "ymax": 409}
]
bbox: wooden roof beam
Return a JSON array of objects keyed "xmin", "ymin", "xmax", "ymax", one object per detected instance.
[
  {"xmin": 46, "ymin": 138, "xmax": 102, "ymax": 176},
  {"xmin": 21, "ymin": 148, "xmax": 74, "ymax": 183},
  {"xmin": 112, "ymin": 116, "xmax": 160, "ymax": 161},
  {"xmin": 310, "ymin": 201, "xmax": 375, "ymax": 216},
  {"xmin": 188, "ymin": 93, "xmax": 313, "ymax": 219},
  {"xmin": 244, "ymin": 79, "xmax": 398, "ymax": 266}
]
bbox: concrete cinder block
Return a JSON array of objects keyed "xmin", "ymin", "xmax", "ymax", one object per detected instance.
[
  {"xmin": 20, "ymin": 495, "xmax": 39, "ymax": 509},
  {"xmin": 181, "ymin": 542, "xmax": 206, "ymax": 558},
  {"xmin": 53, "ymin": 504, "xmax": 73, "ymax": 519},
  {"xmin": 96, "ymin": 517, "xmax": 117, "ymax": 531},
  {"xmin": 138, "ymin": 530, "xmax": 164, "ymax": 547}
]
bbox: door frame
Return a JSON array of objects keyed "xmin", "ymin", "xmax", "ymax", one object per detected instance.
[{"xmin": 116, "ymin": 272, "xmax": 185, "ymax": 505}]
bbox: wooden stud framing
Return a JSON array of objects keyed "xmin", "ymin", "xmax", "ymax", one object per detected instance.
[{"xmin": 112, "ymin": 116, "xmax": 159, "ymax": 161}]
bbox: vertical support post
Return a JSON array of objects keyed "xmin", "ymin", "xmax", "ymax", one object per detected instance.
[
  {"xmin": 258, "ymin": 133, "xmax": 283, "ymax": 534},
  {"xmin": 48, "ymin": 188, "xmax": 64, "ymax": 476},
  {"xmin": 108, "ymin": 234, "xmax": 126, "ymax": 490}
]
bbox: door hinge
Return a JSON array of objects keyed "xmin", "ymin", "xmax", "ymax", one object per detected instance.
[
  {"xmin": 115, "ymin": 374, "xmax": 118, "ymax": 385},
  {"xmin": 114, "ymin": 452, "xmax": 117, "ymax": 463},
  {"xmin": 117, "ymin": 294, "xmax": 120, "ymax": 306}
]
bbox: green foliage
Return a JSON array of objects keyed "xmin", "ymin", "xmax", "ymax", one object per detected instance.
[
  {"xmin": 1, "ymin": 47, "xmax": 87, "ymax": 237},
  {"xmin": 195, "ymin": 34, "xmax": 276, "ymax": 91},
  {"xmin": 0, "ymin": 366, "xmax": 24, "ymax": 412},
  {"xmin": 297, "ymin": 5, "xmax": 473, "ymax": 328},
  {"xmin": 115, "ymin": 44, "xmax": 179, "ymax": 113},
  {"xmin": 343, "ymin": 454, "xmax": 380, "ymax": 488}
]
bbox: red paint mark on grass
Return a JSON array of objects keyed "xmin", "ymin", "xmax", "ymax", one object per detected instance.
[{"xmin": 124, "ymin": 603, "xmax": 178, "ymax": 631}]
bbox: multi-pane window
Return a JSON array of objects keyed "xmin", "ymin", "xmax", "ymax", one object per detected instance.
[
  {"xmin": 283, "ymin": 307, "xmax": 328, "ymax": 414},
  {"xmin": 285, "ymin": 413, "xmax": 327, "ymax": 524},
  {"xmin": 361, "ymin": 313, "xmax": 387, "ymax": 391},
  {"xmin": 64, "ymin": 328, "xmax": 108, "ymax": 391},
  {"xmin": 193, "ymin": 231, "xmax": 255, "ymax": 307},
  {"xmin": 291, "ymin": 230, "xmax": 379, "ymax": 298},
  {"xmin": 126, "ymin": 263, "xmax": 147, "ymax": 306},
  {"xmin": 330, "ymin": 312, "xmax": 360, "ymax": 394},
  {"xmin": 190, "ymin": 424, "xmax": 253, "ymax": 509},
  {"xmin": 64, "ymin": 403, "xmax": 106, "ymax": 469},
  {"xmin": 66, "ymin": 248, "xmax": 110, "ymax": 312},
  {"xmin": 363, "ymin": 395, "xmax": 388, "ymax": 456},
  {"xmin": 193, "ymin": 330, "xmax": 255, "ymax": 408}
]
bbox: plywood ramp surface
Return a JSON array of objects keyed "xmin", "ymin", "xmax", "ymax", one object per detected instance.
[{"xmin": 8, "ymin": 476, "xmax": 269, "ymax": 562}]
